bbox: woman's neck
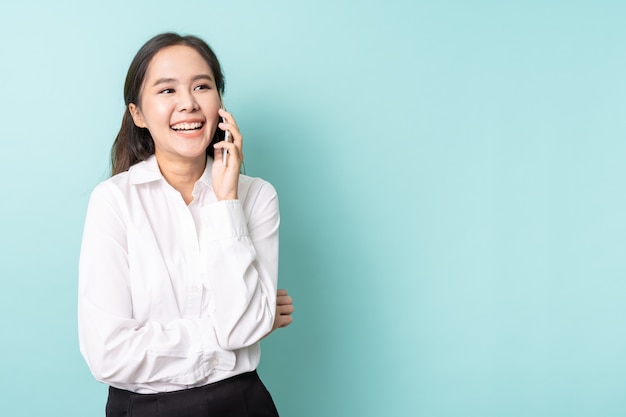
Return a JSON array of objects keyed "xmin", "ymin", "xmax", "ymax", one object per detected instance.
[{"xmin": 155, "ymin": 153, "xmax": 206, "ymax": 205}]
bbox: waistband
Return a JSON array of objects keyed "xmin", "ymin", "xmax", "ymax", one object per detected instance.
[
  {"xmin": 108, "ymin": 370, "xmax": 259, "ymax": 399},
  {"xmin": 106, "ymin": 371, "xmax": 273, "ymax": 417}
]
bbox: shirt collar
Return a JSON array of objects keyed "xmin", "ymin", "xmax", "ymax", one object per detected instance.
[
  {"xmin": 197, "ymin": 157, "xmax": 214, "ymax": 188},
  {"xmin": 128, "ymin": 155, "xmax": 163, "ymax": 185},
  {"xmin": 128, "ymin": 154, "xmax": 214, "ymax": 188}
]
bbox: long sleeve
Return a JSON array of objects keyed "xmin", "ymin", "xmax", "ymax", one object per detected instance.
[
  {"xmin": 78, "ymin": 182, "xmax": 232, "ymax": 389},
  {"xmin": 77, "ymin": 160, "xmax": 280, "ymax": 393},
  {"xmin": 200, "ymin": 182, "xmax": 279, "ymax": 350}
]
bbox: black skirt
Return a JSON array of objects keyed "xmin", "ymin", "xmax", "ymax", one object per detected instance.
[{"xmin": 105, "ymin": 371, "xmax": 279, "ymax": 417}]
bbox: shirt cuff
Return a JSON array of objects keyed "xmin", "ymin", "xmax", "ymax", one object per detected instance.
[
  {"xmin": 198, "ymin": 317, "xmax": 236, "ymax": 372},
  {"xmin": 201, "ymin": 200, "xmax": 249, "ymax": 241}
]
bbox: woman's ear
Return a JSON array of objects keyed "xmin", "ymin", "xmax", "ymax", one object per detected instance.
[{"xmin": 128, "ymin": 103, "xmax": 147, "ymax": 128}]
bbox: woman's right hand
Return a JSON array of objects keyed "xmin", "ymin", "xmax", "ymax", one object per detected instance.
[{"xmin": 272, "ymin": 289, "xmax": 294, "ymax": 332}]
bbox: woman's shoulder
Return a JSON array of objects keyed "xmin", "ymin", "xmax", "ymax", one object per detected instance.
[
  {"xmin": 87, "ymin": 171, "xmax": 132, "ymax": 211},
  {"xmin": 93, "ymin": 158, "xmax": 159, "ymax": 194},
  {"xmin": 238, "ymin": 173, "xmax": 278, "ymax": 199},
  {"xmin": 236, "ymin": 174, "xmax": 279, "ymax": 216},
  {"xmin": 91, "ymin": 169, "xmax": 131, "ymax": 193}
]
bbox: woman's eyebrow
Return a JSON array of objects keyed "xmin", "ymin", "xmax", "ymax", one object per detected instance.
[
  {"xmin": 152, "ymin": 74, "xmax": 214, "ymax": 87},
  {"xmin": 192, "ymin": 74, "xmax": 214, "ymax": 82}
]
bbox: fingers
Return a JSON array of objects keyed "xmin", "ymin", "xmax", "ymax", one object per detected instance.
[
  {"xmin": 267, "ymin": 288, "xmax": 293, "ymax": 333},
  {"xmin": 213, "ymin": 108, "xmax": 243, "ymax": 167},
  {"xmin": 277, "ymin": 302, "xmax": 294, "ymax": 314},
  {"xmin": 276, "ymin": 293, "xmax": 293, "ymax": 307},
  {"xmin": 275, "ymin": 314, "xmax": 293, "ymax": 329},
  {"xmin": 274, "ymin": 288, "xmax": 294, "ymax": 328},
  {"xmin": 217, "ymin": 108, "xmax": 242, "ymax": 146}
]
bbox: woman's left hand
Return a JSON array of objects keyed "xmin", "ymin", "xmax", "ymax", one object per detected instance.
[{"xmin": 212, "ymin": 108, "xmax": 243, "ymax": 200}]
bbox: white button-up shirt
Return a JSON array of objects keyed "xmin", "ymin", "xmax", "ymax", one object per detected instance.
[{"xmin": 78, "ymin": 155, "xmax": 278, "ymax": 393}]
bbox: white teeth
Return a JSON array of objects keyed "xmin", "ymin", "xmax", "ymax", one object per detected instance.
[{"xmin": 171, "ymin": 122, "xmax": 203, "ymax": 130}]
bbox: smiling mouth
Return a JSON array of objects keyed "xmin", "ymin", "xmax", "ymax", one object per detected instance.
[{"xmin": 171, "ymin": 122, "xmax": 204, "ymax": 132}]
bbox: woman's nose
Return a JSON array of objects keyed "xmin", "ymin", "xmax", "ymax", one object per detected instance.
[{"xmin": 176, "ymin": 90, "xmax": 199, "ymax": 112}]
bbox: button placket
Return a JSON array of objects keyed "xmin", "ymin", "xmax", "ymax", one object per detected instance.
[{"xmin": 180, "ymin": 202, "xmax": 203, "ymax": 318}]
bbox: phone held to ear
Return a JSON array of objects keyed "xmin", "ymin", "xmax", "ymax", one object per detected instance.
[{"xmin": 221, "ymin": 104, "xmax": 231, "ymax": 167}]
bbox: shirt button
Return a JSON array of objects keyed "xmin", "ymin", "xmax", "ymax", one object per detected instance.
[{"xmin": 191, "ymin": 285, "xmax": 200, "ymax": 293}]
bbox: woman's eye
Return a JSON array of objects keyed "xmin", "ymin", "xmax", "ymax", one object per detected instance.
[
  {"xmin": 159, "ymin": 88, "xmax": 174, "ymax": 94},
  {"xmin": 194, "ymin": 84, "xmax": 211, "ymax": 91}
]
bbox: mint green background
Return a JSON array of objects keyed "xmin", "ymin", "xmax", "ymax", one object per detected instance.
[{"xmin": 1, "ymin": 1, "xmax": 625, "ymax": 416}]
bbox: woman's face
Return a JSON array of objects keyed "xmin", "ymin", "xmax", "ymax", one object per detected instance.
[{"xmin": 129, "ymin": 45, "xmax": 221, "ymax": 166}]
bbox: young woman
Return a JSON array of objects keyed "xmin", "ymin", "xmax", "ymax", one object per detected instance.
[{"xmin": 78, "ymin": 32, "xmax": 293, "ymax": 417}]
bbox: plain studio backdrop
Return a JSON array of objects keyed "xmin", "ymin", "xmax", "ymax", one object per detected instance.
[{"xmin": 1, "ymin": 1, "xmax": 625, "ymax": 416}]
